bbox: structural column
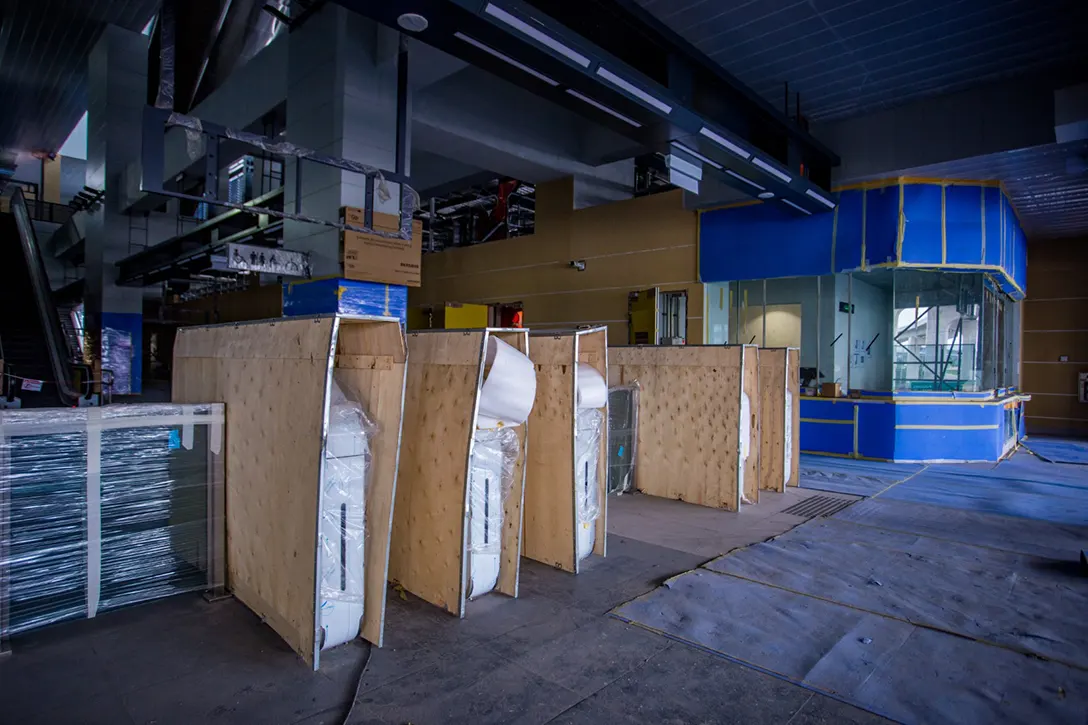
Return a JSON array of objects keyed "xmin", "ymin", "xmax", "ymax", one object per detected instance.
[
  {"xmin": 85, "ymin": 26, "xmax": 148, "ymax": 394},
  {"xmin": 284, "ymin": 4, "xmax": 409, "ymax": 277}
]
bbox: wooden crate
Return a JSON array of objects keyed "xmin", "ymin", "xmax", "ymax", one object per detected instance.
[
  {"xmin": 608, "ymin": 345, "xmax": 760, "ymax": 511},
  {"xmin": 172, "ymin": 315, "xmax": 407, "ymax": 669},
  {"xmin": 523, "ymin": 328, "xmax": 609, "ymax": 573},
  {"xmin": 389, "ymin": 329, "xmax": 529, "ymax": 617}
]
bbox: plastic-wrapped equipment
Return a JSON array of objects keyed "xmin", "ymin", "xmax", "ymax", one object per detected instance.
[
  {"xmin": 575, "ymin": 408, "xmax": 604, "ymax": 560},
  {"xmin": 607, "ymin": 384, "xmax": 639, "ymax": 495},
  {"xmin": 466, "ymin": 336, "xmax": 534, "ymax": 599},
  {"xmin": 739, "ymin": 391, "xmax": 752, "ymax": 504},
  {"xmin": 318, "ymin": 375, "xmax": 377, "ymax": 650},
  {"xmin": 0, "ymin": 405, "xmax": 225, "ymax": 642}
]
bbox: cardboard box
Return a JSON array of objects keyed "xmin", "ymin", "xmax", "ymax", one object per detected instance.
[
  {"xmin": 341, "ymin": 212, "xmax": 422, "ymax": 287},
  {"xmin": 341, "ymin": 206, "xmax": 401, "ymax": 233},
  {"xmin": 820, "ymin": 382, "xmax": 841, "ymax": 398}
]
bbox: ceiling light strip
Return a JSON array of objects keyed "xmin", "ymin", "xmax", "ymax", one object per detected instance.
[
  {"xmin": 805, "ymin": 188, "xmax": 836, "ymax": 208},
  {"xmin": 752, "ymin": 157, "xmax": 792, "ymax": 183},
  {"xmin": 454, "ymin": 32, "xmax": 559, "ymax": 86},
  {"xmin": 596, "ymin": 66, "xmax": 672, "ymax": 114},
  {"xmin": 484, "ymin": 3, "xmax": 591, "ymax": 68},
  {"xmin": 725, "ymin": 169, "xmax": 765, "ymax": 192},
  {"xmin": 565, "ymin": 89, "xmax": 642, "ymax": 127},
  {"xmin": 670, "ymin": 142, "xmax": 722, "ymax": 170},
  {"xmin": 782, "ymin": 199, "xmax": 812, "ymax": 215},
  {"xmin": 699, "ymin": 127, "xmax": 750, "ymax": 160}
]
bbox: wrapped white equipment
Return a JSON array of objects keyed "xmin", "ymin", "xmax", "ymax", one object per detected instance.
[
  {"xmin": 318, "ymin": 376, "xmax": 375, "ymax": 650},
  {"xmin": 466, "ymin": 337, "xmax": 535, "ymax": 598},
  {"xmin": 575, "ymin": 363, "xmax": 606, "ymax": 561}
]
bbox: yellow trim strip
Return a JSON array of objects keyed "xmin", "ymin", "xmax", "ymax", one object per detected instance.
[
  {"xmin": 800, "ymin": 418, "xmax": 854, "ymax": 425},
  {"xmin": 895, "ymin": 424, "xmax": 1000, "ymax": 431},
  {"xmin": 940, "ymin": 184, "xmax": 947, "ymax": 264},
  {"xmin": 896, "ymin": 181, "xmax": 905, "ymax": 262},
  {"xmin": 830, "ymin": 204, "xmax": 839, "ymax": 273},
  {"xmin": 832, "ymin": 176, "xmax": 1003, "ymax": 193}
]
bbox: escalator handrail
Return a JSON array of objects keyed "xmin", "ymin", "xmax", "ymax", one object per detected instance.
[{"xmin": 3, "ymin": 187, "xmax": 80, "ymax": 405}]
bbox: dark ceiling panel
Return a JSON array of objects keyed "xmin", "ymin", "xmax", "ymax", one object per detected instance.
[
  {"xmin": 0, "ymin": 0, "xmax": 159, "ymax": 155},
  {"xmin": 633, "ymin": 0, "xmax": 1087, "ymax": 121}
]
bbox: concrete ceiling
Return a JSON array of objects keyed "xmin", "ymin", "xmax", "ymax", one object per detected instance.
[
  {"xmin": 633, "ymin": 0, "xmax": 1088, "ymax": 122},
  {"xmin": 0, "ymin": 0, "xmax": 159, "ymax": 155}
]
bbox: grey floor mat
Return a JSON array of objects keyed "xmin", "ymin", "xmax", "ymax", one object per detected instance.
[
  {"xmin": 704, "ymin": 517, "xmax": 1088, "ymax": 669},
  {"xmin": 835, "ymin": 497, "xmax": 1088, "ymax": 561},
  {"xmin": 612, "ymin": 568, "xmax": 1088, "ymax": 725}
]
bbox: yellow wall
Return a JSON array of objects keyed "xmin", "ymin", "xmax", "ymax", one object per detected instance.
[{"xmin": 410, "ymin": 185, "xmax": 703, "ymax": 344}]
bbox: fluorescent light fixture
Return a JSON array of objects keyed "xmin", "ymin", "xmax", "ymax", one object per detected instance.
[
  {"xmin": 565, "ymin": 89, "xmax": 641, "ymax": 127},
  {"xmin": 668, "ymin": 168, "xmax": 700, "ymax": 194},
  {"xmin": 725, "ymin": 169, "xmax": 765, "ymax": 192},
  {"xmin": 670, "ymin": 142, "xmax": 722, "ymax": 170},
  {"xmin": 782, "ymin": 199, "xmax": 811, "ymax": 215},
  {"xmin": 752, "ymin": 157, "xmax": 792, "ymax": 183},
  {"xmin": 455, "ymin": 32, "xmax": 559, "ymax": 86},
  {"xmin": 596, "ymin": 66, "xmax": 672, "ymax": 114},
  {"xmin": 484, "ymin": 3, "xmax": 590, "ymax": 68},
  {"xmin": 698, "ymin": 126, "xmax": 750, "ymax": 159},
  {"xmin": 805, "ymin": 188, "xmax": 835, "ymax": 208}
]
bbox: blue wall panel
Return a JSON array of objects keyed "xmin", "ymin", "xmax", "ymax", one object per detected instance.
[
  {"xmin": 865, "ymin": 186, "xmax": 899, "ymax": 267},
  {"xmin": 282, "ymin": 278, "xmax": 408, "ymax": 322},
  {"xmin": 856, "ymin": 402, "xmax": 895, "ymax": 459},
  {"xmin": 834, "ymin": 190, "xmax": 864, "ymax": 272},
  {"xmin": 894, "ymin": 428, "xmax": 999, "ymax": 461},
  {"xmin": 945, "ymin": 185, "xmax": 984, "ymax": 265},
  {"xmin": 900, "ymin": 184, "xmax": 943, "ymax": 264},
  {"xmin": 800, "ymin": 398, "xmax": 855, "ymax": 421},
  {"xmin": 983, "ymin": 187, "xmax": 1003, "ymax": 267},
  {"xmin": 699, "ymin": 203, "xmax": 837, "ymax": 282},
  {"xmin": 801, "ymin": 421, "xmax": 854, "ymax": 455},
  {"xmin": 894, "ymin": 403, "xmax": 999, "ymax": 427}
]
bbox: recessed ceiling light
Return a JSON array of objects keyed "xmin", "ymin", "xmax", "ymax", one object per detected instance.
[
  {"xmin": 698, "ymin": 127, "xmax": 750, "ymax": 160},
  {"xmin": 565, "ymin": 89, "xmax": 642, "ymax": 127},
  {"xmin": 670, "ymin": 142, "xmax": 722, "ymax": 170},
  {"xmin": 726, "ymin": 169, "xmax": 765, "ymax": 192},
  {"xmin": 484, "ymin": 3, "xmax": 590, "ymax": 67},
  {"xmin": 454, "ymin": 32, "xmax": 558, "ymax": 86},
  {"xmin": 752, "ymin": 157, "xmax": 792, "ymax": 184},
  {"xmin": 805, "ymin": 188, "xmax": 835, "ymax": 208},
  {"xmin": 758, "ymin": 191, "xmax": 775, "ymax": 199},
  {"xmin": 397, "ymin": 13, "xmax": 429, "ymax": 32},
  {"xmin": 596, "ymin": 66, "xmax": 672, "ymax": 114}
]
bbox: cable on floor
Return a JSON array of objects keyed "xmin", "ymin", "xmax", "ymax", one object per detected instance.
[{"xmin": 339, "ymin": 641, "xmax": 373, "ymax": 725}]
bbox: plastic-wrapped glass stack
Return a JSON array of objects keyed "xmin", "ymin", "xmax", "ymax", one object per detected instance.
[
  {"xmin": 575, "ymin": 408, "xmax": 604, "ymax": 559},
  {"xmin": 0, "ymin": 404, "xmax": 225, "ymax": 643},
  {"xmin": 466, "ymin": 428, "xmax": 520, "ymax": 599},
  {"xmin": 607, "ymin": 385, "xmax": 639, "ymax": 494},
  {"xmin": 318, "ymin": 375, "xmax": 375, "ymax": 651}
]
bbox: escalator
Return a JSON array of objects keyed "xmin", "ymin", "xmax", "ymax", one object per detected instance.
[{"xmin": 0, "ymin": 187, "xmax": 82, "ymax": 407}]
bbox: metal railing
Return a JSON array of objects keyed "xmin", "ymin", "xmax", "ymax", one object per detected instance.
[{"xmin": 21, "ymin": 198, "xmax": 74, "ymax": 226}]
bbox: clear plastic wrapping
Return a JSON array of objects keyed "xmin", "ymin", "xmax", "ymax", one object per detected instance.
[
  {"xmin": 318, "ymin": 375, "xmax": 377, "ymax": 651},
  {"xmin": 466, "ymin": 428, "xmax": 520, "ymax": 558},
  {"xmin": 0, "ymin": 405, "xmax": 225, "ymax": 641},
  {"xmin": 575, "ymin": 408, "xmax": 604, "ymax": 525},
  {"xmin": 607, "ymin": 384, "xmax": 640, "ymax": 494}
]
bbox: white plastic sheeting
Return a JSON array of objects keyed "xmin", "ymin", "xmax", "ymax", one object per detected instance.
[{"xmin": 738, "ymin": 391, "xmax": 751, "ymax": 503}]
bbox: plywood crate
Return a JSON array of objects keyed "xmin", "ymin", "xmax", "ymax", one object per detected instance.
[
  {"xmin": 523, "ymin": 328, "xmax": 609, "ymax": 573},
  {"xmin": 608, "ymin": 345, "xmax": 760, "ymax": 511},
  {"xmin": 172, "ymin": 314, "xmax": 407, "ymax": 669},
  {"xmin": 758, "ymin": 347, "xmax": 801, "ymax": 492},
  {"xmin": 390, "ymin": 328, "xmax": 529, "ymax": 617}
]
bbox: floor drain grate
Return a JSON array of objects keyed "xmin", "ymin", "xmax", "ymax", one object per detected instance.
[{"xmin": 782, "ymin": 495, "xmax": 854, "ymax": 519}]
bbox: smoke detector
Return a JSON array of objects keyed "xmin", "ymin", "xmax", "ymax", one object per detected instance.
[{"xmin": 397, "ymin": 13, "xmax": 429, "ymax": 32}]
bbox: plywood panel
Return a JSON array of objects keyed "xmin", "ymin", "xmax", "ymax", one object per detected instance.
[
  {"xmin": 334, "ymin": 320, "xmax": 406, "ymax": 648},
  {"xmin": 742, "ymin": 346, "xmax": 761, "ymax": 505},
  {"xmin": 1026, "ymin": 417, "xmax": 1088, "ymax": 436},
  {"xmin": 523, "ymin": 334, "xmax": 577, "ymax": 572},
  {"xmin": 577, "ymin": 329, "xmax": 609, "ymax": 559},
  {"xmin": 490, "ymin": 330, "xmax": 529, "ymax": 596},
  {"xmin": 390, "ymin": 331, "xmax": 484, "ymax": 616},
  {"xmin": 1021, "ymin": 332, "xmax": 1088, "ymax": 362},
  {"xmin": 1022, "ymin": 363, "xmax": 1085, "ymax": 395},
  {"xmin": 787, "ymin": 348, "xmax": 801, "ymax": 487},
  {"xmin": 1023, "ymin": 299, "xmax": 1088, "ymax": 332},
  {"xmin": 759, "ymin": 348, "xmax": 787, "ymax": 493},
  {"xmin": 173, "ymin": 317, "xmax": 335, "ymax": 667},
  {"xmin": 610, "ymin": 346, "xmax": 741, "ymax": 511}
]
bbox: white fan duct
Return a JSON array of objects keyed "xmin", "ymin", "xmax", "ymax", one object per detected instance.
[
  {"xmin": 319, "ymin": 378, "xmax": 372, "ymax": 650},
  {"xmin": 575, "ymin": 363, "xmax": 607, "ymax": 561},
  {"xmin": 467, "ymin": 336, "xmax": 536, "ymax": 598}
]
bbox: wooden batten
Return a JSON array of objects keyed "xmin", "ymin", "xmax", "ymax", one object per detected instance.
[
  {"xmin": 172, "ymin": 315, "xmax": 406, "ymax": 669},
  {"xmin": 524, "ymin": 327, "xmax": 609, "ymax": 574},
  {"xmin": 786, "ymin": 348, "xmax": 801, "ymax": 487},
  {"xmin": 758, "ymin": 348, "xmax": 788, "ymax": 493},
  {"xmin": 741, "ymin": 345, "xmax": 761, "ymax": 505},
  {"xmin": 390, "ymin": 328, "xmax": 529, "ymax": 617},
  {"xmin": 609, "ymin": 345, "xmax": 749, "ymax": 511}
]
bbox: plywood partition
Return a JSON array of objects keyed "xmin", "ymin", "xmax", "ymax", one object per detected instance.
[
  {"xmin": 490, "ymin": 331, "xmax": 530, "ymax": 597},
  {"xmin": 787, "ymin": 348, "xmax": 801, "ymax": 487},
  {"xmin": 524, "ymin": 327, "xmax": 609, "ymax": 573},
  {"xmin": 390, "ymin": 328, "xmax": 529, "ymax": 618},
  {"xmin": 741, "ymin": 345, "xmax": 761, "ymax": 505},
  {"xmin": 758, "ymin": 348, "xmax": 788, "ymax": 493},
  {"xmin": 608, "ymin": 346, "xmax": 743, "ymax": 511},
  {"xmin": 173, "ymin": 315, "xmax": 407, "ymax": 669}
]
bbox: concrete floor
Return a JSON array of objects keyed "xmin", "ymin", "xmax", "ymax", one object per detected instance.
[{"xmin": 0, "ymin": 492, "xmax": 884, "ymax": 725}]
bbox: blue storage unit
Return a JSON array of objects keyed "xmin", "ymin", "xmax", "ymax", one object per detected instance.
[{"xmin": 283, "ymin": 277, "xmax": 407, "ymax": 323}]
